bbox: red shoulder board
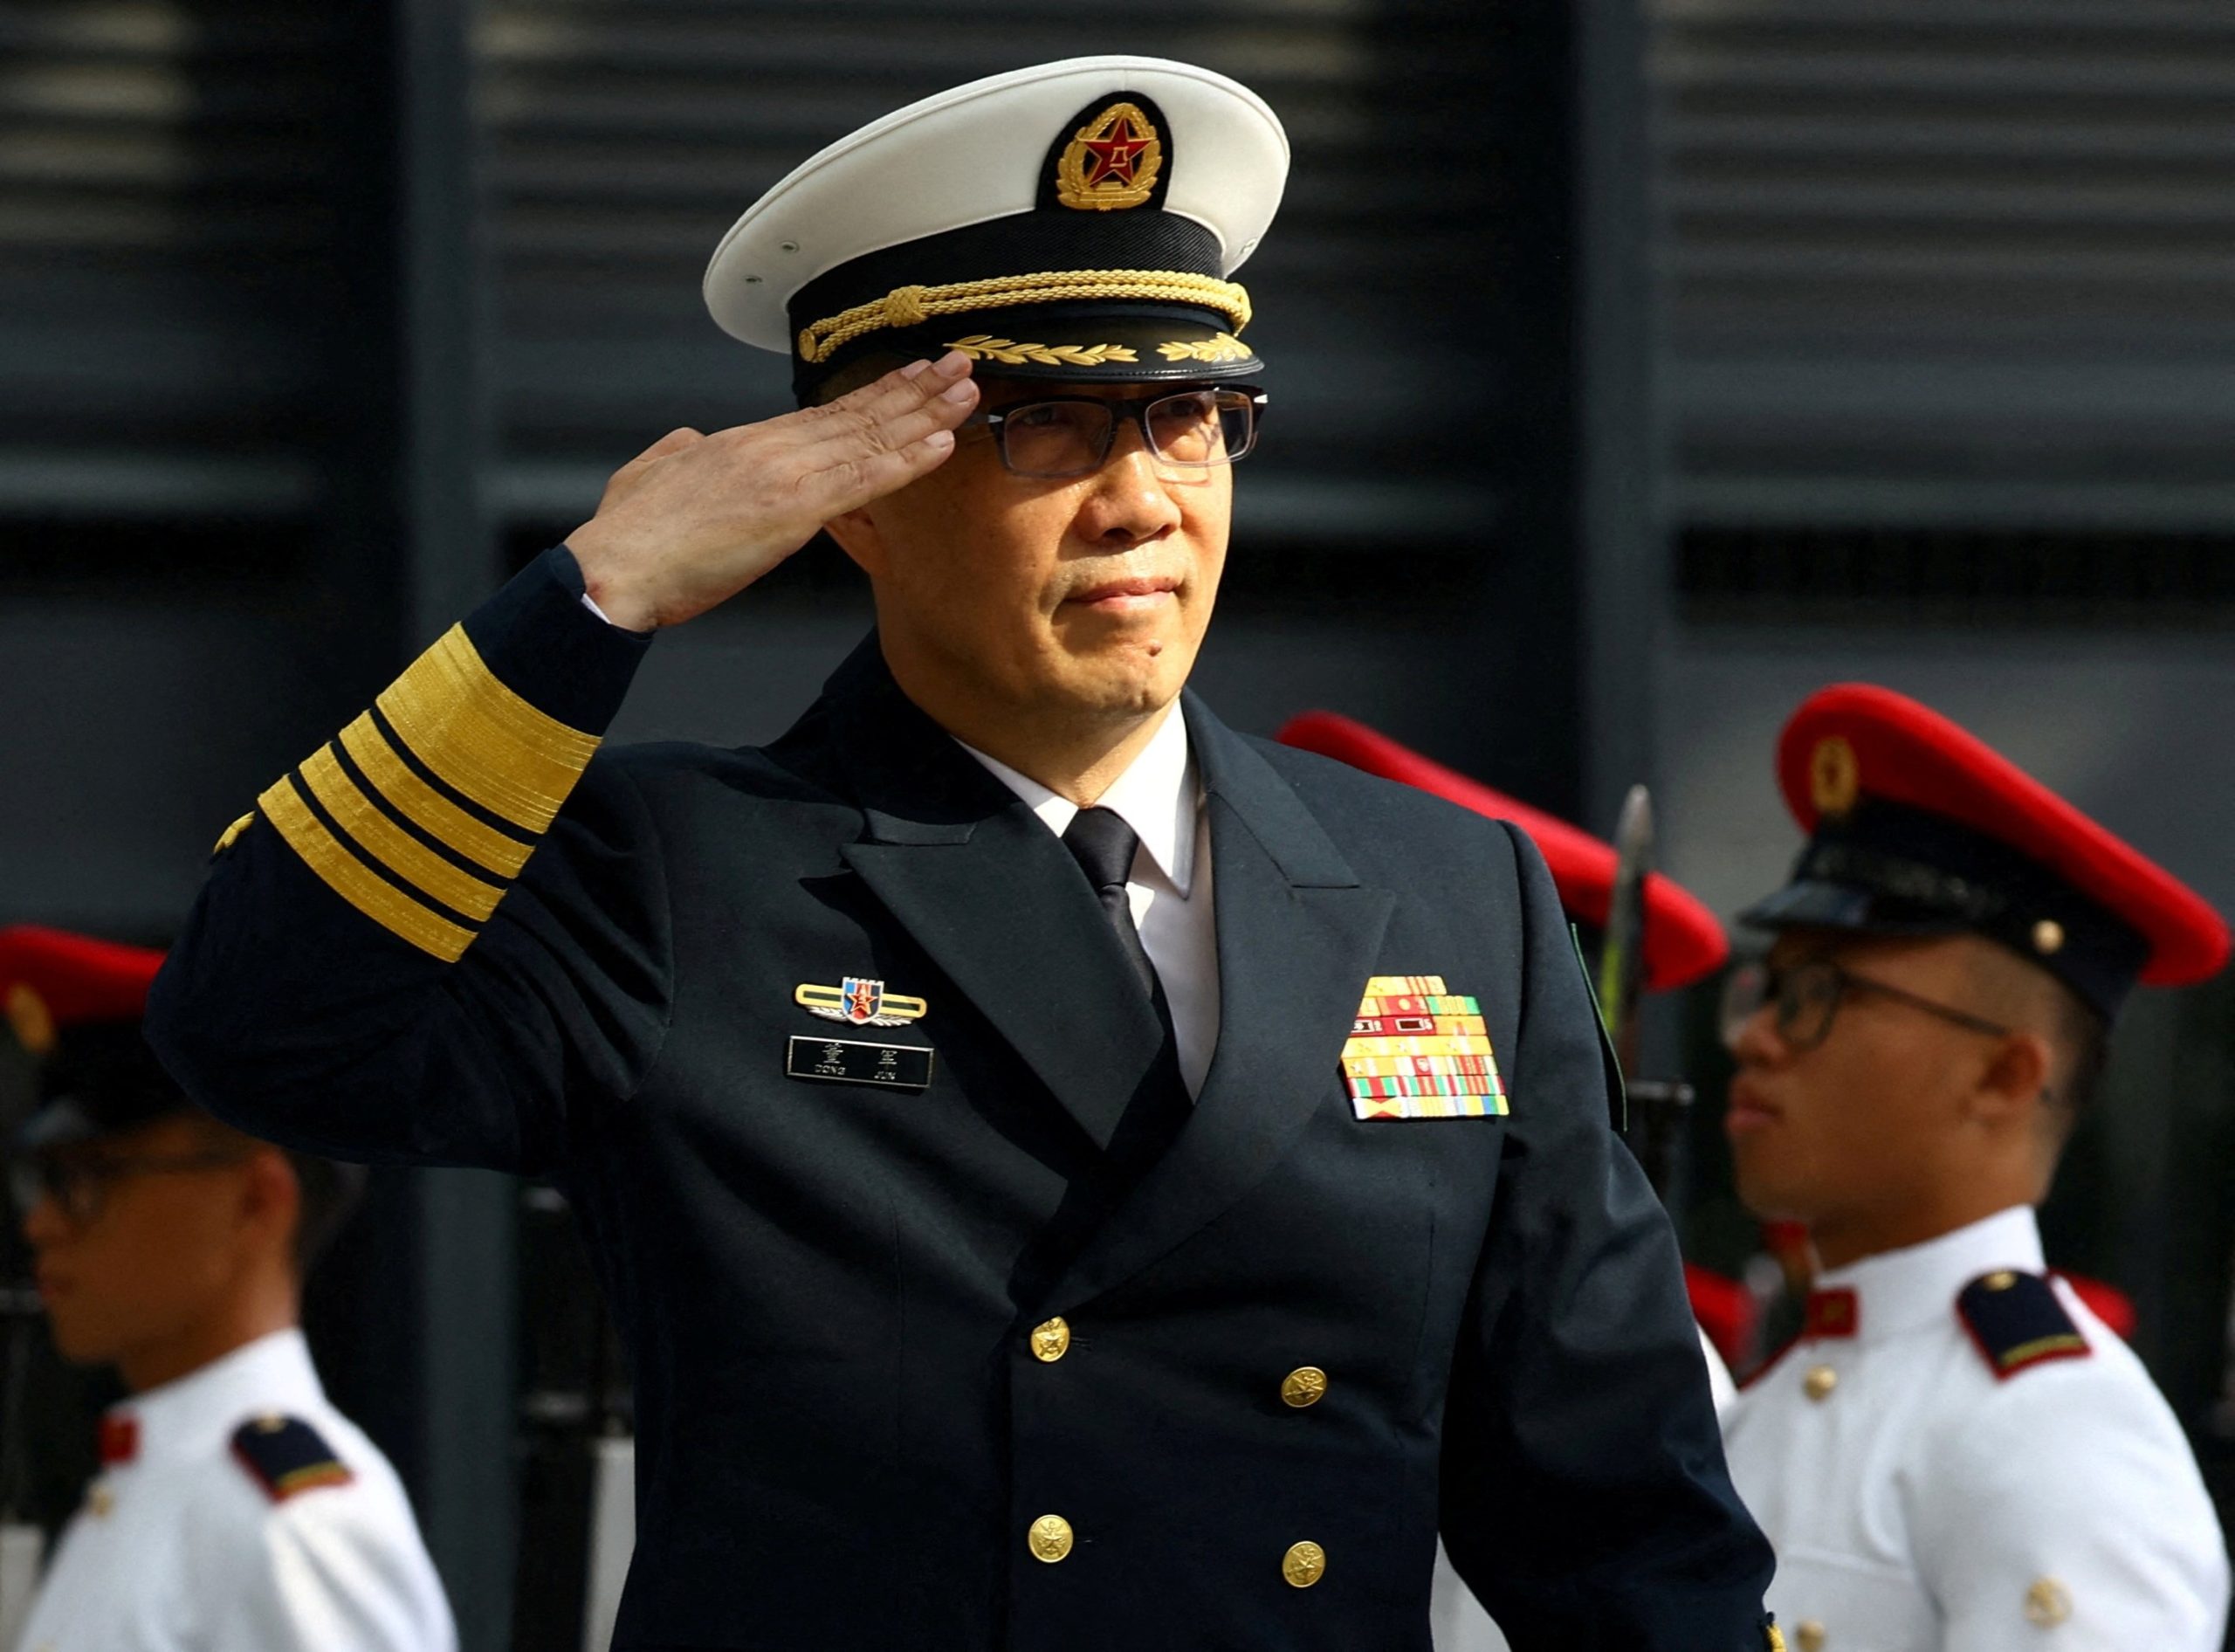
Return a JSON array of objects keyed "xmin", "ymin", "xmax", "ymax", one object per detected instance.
[
  {"xmin": 230, "ymin": 1414, "xmax": 354, "ymax": 1502},
  {"xmin": 1956, "ymin": 1270, "xmax": 2091, "ymax": 1380}
]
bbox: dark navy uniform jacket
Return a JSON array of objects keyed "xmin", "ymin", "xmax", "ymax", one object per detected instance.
[{"xmin": 146, "ymin": 547, "xmax": 1774, "ymax": 1651}]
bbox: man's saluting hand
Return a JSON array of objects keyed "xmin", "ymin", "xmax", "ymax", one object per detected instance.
[{"xmin": 567, "ymin": 351, "xmax": 977, "ymax": 632}]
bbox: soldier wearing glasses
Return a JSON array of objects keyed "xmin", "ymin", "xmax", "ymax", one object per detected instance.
[
  {"xmin": 2, "ymin": 926, "xmax": 453, "ymax": 1651},
  {"xmin": 1716, "ymin": 685, "xmax": 2232, "ymax": 1650},
  {"xmin": 143, "ymin": 58, "xmax": 1776, "ymax": 1649}
]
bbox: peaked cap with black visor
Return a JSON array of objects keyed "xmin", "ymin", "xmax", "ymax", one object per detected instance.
[
  {"xmin": 702, "ymin": 57, "xmax": 1288, "ymax": 403},
  {"xmin": 2, "ymin": 926, "xmax": 367, "ymax": 1253},
  {"xmin": 1738, "ymin": 685, "xmax": 2231, "ymax": 1023},
  {"xmin": 2, "ymin": 926, "xmax": 177, "ymax": 1154}
]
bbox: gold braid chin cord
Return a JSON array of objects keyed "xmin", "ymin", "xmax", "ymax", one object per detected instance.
[{"xmin": 795, "ymin": 268, "xmax": 1253, "ymax": 363}]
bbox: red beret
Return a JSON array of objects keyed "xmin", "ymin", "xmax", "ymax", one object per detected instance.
[
  {"xmin": 1275, "ymin": 712, "xmax": 1729, "ymax": 991},
  {"xmin": 0, "ymin": 925, "xmax": 164, "ymax": 1056},
  {"xmin": 1767, "ymin": 685, "xmax": 2228, "ymax": 997},
  {"xmin": 2, "ymin": 927, "xmax": 192, "ymax": 1151}
]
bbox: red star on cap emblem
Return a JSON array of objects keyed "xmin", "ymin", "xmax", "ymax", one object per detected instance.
[{"xmin": 1080, "ymin": 117, "xmax": 1149, "ymax": 189}]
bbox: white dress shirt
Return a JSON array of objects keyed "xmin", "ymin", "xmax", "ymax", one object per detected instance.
[
  {"xmin": 1723, "ymin": 1204, "xmax": 2230, "ymax": 1651},
  {"xmin": 958, "ymin": 703, "xmax": 1221, "ymax": 1098},
  {"xmin": 15, "ymin": 1328, "xmax": 456, "ymax": 1652}
]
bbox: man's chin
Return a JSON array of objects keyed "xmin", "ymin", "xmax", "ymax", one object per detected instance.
[
  {"xmin": 45, "ymin": 1318, "xmax": 120, "ymax": 1368},
  {"xmin": 1729, "ymin": 1154, "xmax": 1812, "ymax": 1226},
  {"xmin": 1051, "ymin": 644, "xmax": 1193, "ymax": 716}
]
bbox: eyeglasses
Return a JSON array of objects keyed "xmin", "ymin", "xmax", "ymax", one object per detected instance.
[
  {"xmin": 976, "ymin": 386, "xmax": 1266, "ymax": 479},
  {"xmin": 1720, "ymin": 956, "xmax": 2012, "ymax": 1054},
  {"xmin": 10, "ymin": 1149, "xmax": 251, "ymax": 1227}
]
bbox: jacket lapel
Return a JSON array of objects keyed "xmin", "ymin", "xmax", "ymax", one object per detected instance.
[
  {"xmin": 1048, "ymin": 696, "xmax": 1394, "ymax": 1312},
  {"xmin": 823, "ymin": 637, "xmax": 1169, "ymax": 1153}
]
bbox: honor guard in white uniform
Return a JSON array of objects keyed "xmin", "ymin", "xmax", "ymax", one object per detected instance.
[
  {"xmin": 1275, "ymin": 713, "xmax": 1745, "ymax": 1652},
  {"xmin": 1716, "ymin": 685, "xmax": 2234, "ymax": 1651},
  {"xmin": 2, "ymin": 926, "xmax": 454, "ymax": 1652}
]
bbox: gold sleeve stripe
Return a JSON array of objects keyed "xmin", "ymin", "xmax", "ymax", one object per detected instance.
[
  {"xmin": 375, "ymin": 625, "xmax": 600, "ymax": 834},
  {"xmin": 212, "ymin": 811, "xmax": 256, "ymax": 855},
  {"xmin": 340, "ymin": 713, "xmax": 533, "ymax": 878},
  {"xmin": 299, "ymin": 745, "xmax": 505, "ymax": 923},
  {"xmin": 258, "ymin": 776, "xmax": 474, "ymax": 962}
]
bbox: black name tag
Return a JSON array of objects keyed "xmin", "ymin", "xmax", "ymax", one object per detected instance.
[{"xmin": 785, "ymin": 1035, "xmax": 935, "ymax": 1091}]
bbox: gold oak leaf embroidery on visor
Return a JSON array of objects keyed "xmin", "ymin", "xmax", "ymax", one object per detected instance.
[
  {"xmin": 941, "ymin": 337, "xmax": 1138, "ymax": 368},
  {"xmin": 1155, "ymin": 333, "xmax": 1252, "ymax": 364},
  {"xmin": 257, "ymin": 623, "xmax": 599, "ymax": 961}
]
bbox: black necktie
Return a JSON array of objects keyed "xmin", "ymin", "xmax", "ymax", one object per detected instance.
[
  {"xmin": 1059, "ymin": 806, "xmax": 1192, "ymax": 1176},
  {"xmin": 1060, "ymin": 806, "xmax": 1158, "ymax": 999}
]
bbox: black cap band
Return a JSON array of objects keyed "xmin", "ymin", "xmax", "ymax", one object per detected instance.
[{"xmin": 1738, "ymin": 797, "xmax": 2149, "ymax": 1021}]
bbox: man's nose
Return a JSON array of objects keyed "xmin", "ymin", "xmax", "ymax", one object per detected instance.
[
  {"xmin": 1079, "ymin": 420, "xmax": 1185, "ymax": 543},
  {"xmin": 19, "ymin": 1188, "xmax": 65, "ymax": 1249},
  {"xmin": 1723, "ymin": 1001, "xmax": 1789, "ymax": 1065}
]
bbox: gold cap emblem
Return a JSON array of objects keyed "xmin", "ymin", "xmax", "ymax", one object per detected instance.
[
  {"xmin": 1056, "ymin": 101, "xmax": 1164, "ymax": 211},
  {"xmin": 3, "ymin": 982, "xmax": 54, "ymax": 1057},
  {"xmin": 1810, "ymin": 735, "xmax": 1861, "ymax": 817},
  {"xmin": 1282, "ymin": 1539, "xmax": 1326, "ymax": 1587}
]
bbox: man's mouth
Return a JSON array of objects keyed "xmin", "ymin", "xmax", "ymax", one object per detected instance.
[
  {"xmin": 1064, "ymin": 575, "xmax": 1180, "ymax": 613},
  {"xmin": 1723, "ymin": 1077, "xmax": 1782, "ymax": 1139}
]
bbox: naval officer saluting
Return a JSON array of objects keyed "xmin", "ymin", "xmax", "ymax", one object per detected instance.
[{"xmin": 146, "ymin": 58, "xmax": 1775, "ymax": 1649}]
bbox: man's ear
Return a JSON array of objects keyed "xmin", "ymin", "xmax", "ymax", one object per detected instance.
[
  {"xmin": 238, "ymin": 1146, "xmax": 301, "ymax": 1257},
  {"xmin": 822, "ymin": 505, "xmax": 885, "ymax": 579},
  {"xmin": 1972, "ymin": 1030, "xmax": 2054, "ymax": 1128}
]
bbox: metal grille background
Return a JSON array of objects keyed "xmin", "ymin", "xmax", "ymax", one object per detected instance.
[
  {"xmin": 0, "ymin": 1, "xmax": 341, "ymax": 525},
  {"xmin": 1651, "ymin": 2, "xmax": 2235, "ymax": 556}
]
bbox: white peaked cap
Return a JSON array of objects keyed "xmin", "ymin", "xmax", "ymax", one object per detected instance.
[{"xmin": 701, "ymin": 57, "xmax": 1289, "ymax": 396}]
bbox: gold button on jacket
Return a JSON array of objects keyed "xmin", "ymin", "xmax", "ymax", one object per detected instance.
[
  {"xmin": 1283, "ymin": 1539, "xmax": 1326, "ymax": 1587},
  {"xmin": 1028, "ymin": 1514, "xmax": 1074, "ymax": 1563},
  {"xmin": 1795, "ymin": 1620, "xmax": 1826, "ymax": 1652},
  {"xmin": 2025, "ymin": 1577, "xmax": 2072, "ymax": 1627},
  {"xmin": 1803, "ymin": 1364, "xmax": 1838, "ymax": 1401},
  {"xmin": 1281, "ymin": 1366, "xmax": 1327, "ymax": 1408},
  {"xmin": 1029, "ymin": 1318, "xmax": 1070, "ymax": 1362}
]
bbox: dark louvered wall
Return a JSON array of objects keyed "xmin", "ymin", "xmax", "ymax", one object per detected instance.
[
  {"xmin": 1650, "ymin": 0, "xmax": 2235, "ymax": 616},
  {"xmin": 0, "ymin": 1, "xmax": 342, "ymax": 523}
]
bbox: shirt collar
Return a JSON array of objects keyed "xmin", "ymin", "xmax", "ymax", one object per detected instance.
[
  {"xmin": 957, "ymin": 706, "xmax": 1198, "ymax": 895},
  {"xmin": 1811, "ymin": 1204, "xmax": 2045, "ymax": 1346},
  {"xmin": 106, "ymin": 1327, "xmax": 325, "ymax": 1470}
]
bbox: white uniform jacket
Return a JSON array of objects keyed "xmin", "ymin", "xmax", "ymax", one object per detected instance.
[
  {"xmin": 1722, "ymin": 1205, "xmax": 2231, "ymax": 1652},
  {"xmin": 14, "ymin": 1328, "xmax": 455, "ymax": 1652}
]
